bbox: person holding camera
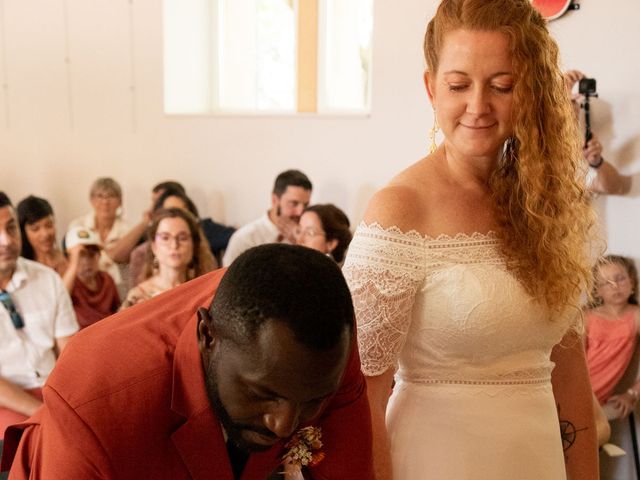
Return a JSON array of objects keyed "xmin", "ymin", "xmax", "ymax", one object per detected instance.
[{"xmin": 564, "ymin": 69, "xmax": 632, "ymax": 195}]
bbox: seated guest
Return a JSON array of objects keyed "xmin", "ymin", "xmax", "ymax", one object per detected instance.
[
  {"xmin": 109, "ymin": 181, "xmax": 187, "ymax": 289},
  {"xmin": 16, "ymin": 195, "xmax": 67, "ymax": 276},
  {"xmin": 295, "ymin": 204, "xmax": 352, "ymax": 264},
  {"xmin": 129, "ymin": 190, "xmax": 218, "ymax": 287},
  {"xmin": 63, "ymin": 227, "xmax": 120, "ymax": 329},
  {"xmin": 0, "ymin": 192, "xmax": 78, "ymax": 439},
  {"xmin": 1, "ymin": 245, "xmax": 374, "ymax": 479},
  {"xmin": 156, "ymin": 188, "xmax": 234, "ymax": 265},
  {"xmin": 152, "ymin": 180, "xmax": 186, "ymax": 203},
  {"xmin": 68, "ymin": 177, "xmax": 131, "ymax": 298},
  {"xmin": 223, "ymin": 170, "xmax": 312, "ymax": 266},
  {"xmin": 121, "ymin": 208, "xmax": 213, "ymax": 308},
  {"xmin": 585, "ymin": 255, "xmax": 640, "ymax": 419}
]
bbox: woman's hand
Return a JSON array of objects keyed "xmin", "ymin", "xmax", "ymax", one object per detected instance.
[
  {"xmin": 584, "ymin": 134, "xmax": 604, "ymax": 167},
  {"xmin": 121, "ymin": 286, "xmax": 152, "ymax": 309}
]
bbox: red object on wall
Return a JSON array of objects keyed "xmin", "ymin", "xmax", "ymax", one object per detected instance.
[{"xmin": 531, "ymin": 0, "xmax": 579, "ymax": 21}]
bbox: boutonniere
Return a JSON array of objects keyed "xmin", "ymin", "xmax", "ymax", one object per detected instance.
[{"xmin": 281, "ymin": 426, "xmax": 325, "ymax": 477}]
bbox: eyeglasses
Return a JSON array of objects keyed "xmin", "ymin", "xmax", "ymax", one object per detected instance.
[
  {"xmin": 596, "ymin": 275, "xmax": 630, "ymax": 289},
  {"xmin": 0, "ymin": 289, "xmax": 24, "ymax": 329},
  {"xmin": 295, "ymin": 227, "xmax": 326, "ymax": 238},
  {"xmin": 155, "ymin": 232, "xmax": 192, "ymax": 245},
  {"xmin": 92, "ymin": 192, "xmax": 119, "ymax": 201}
]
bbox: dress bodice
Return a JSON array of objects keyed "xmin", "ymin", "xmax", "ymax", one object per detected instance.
[{"xmin": 343, "ymin": 223, "xmax": 570, "ymax": 385}]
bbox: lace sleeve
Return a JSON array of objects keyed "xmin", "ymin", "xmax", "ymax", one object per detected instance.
[{"xmin": 343, "ymin": 223, "xmax": 427, "ymax": 376}]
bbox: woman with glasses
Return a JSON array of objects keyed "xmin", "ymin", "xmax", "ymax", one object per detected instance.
[
  {"xmin": 295, "ymin": 204, "xmax": 352, "ymax": 265},
  {"xmin": 68, "ymin": 177, "xmax": 132, "ymax": 297},
  {"xmin": 128, "ymin": 188, "xmax": 219, "ymax": 288},
  {"xmin": 120, "ymin": 208, "xmax": 213, "ymax": 309}
]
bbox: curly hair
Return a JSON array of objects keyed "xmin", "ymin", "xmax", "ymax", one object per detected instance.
[{"xmin": 424, "ymin": 0, "xmax": 596, "ymax": 313}]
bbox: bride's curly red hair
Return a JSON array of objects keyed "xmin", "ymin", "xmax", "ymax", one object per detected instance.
[{"xmin": 424, "ymin": 0, "xmax": 596, "ymax": 314}]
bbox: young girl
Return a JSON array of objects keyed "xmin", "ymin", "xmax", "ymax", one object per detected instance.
[{"xmin": 586, "ymin": 255, "xmax": 640, "ymax": 420}]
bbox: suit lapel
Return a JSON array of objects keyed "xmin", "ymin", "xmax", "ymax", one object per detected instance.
[
  {"xmin": 170, "ymin": 316, "xmax": 231, "ymax": 479},
  {"xmin": 171, "ymin": 407, "xmax": 235, "ymax": 480},
  {"xmin": 241, "ymin": 448, "xmax": 284, "ymax": 480}
]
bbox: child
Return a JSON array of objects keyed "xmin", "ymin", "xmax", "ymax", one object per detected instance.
[
  {"xmin": 64, "ymin": 227, "xmax": 120, "ymax": 328},
  {"xmin": 585, "ymin": 255, "xmax": 640, "ymax": 420}
]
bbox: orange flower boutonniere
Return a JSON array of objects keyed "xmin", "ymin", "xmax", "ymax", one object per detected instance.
[{"xmin": 282, "ymin": 426, "xmax": 325, "ymax": 474}]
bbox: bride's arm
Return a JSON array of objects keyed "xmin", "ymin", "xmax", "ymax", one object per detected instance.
[
  {"xmin": 366, "ymin": 369, "xmax": 395, "ymax": 480},
  {"xmin": 343, "ymin": 184, "xmax": 427, "ymax": 480},
  {"xmin": 550, "ymin": 329, "xmax": 599, "ymax": 480}
]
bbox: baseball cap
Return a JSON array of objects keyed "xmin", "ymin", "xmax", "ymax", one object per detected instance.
[{"xmin": 65, "ymin": 227, "xmax": 102, "ymax": 250}]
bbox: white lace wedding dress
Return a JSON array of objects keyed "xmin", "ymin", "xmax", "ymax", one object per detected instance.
[{"xmin": 343, "ymin": 223, "xmax": 571, "ymax": 479}]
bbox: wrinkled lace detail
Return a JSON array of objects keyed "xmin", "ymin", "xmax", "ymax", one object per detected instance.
[
  {"xmin": 343, "ymin": 222, "xmax": 567, "ymax": 383},
  {"xmin": 344, "ymin": 224, "xmax": 427, "ymax": 375}
]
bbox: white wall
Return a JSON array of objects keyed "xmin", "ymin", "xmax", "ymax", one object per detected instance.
[
  {"xmin": 1, "ymin": 0, "xmax": 638, "ymax": 260},
  {"xmin": 549, "ymin": 1, "xmax": 640, "ymax": 262}
]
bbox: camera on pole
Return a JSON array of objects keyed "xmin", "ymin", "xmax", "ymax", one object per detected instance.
[{"xmin": 579, "ymin": 78, "xmax": 598, "ymax": 147}]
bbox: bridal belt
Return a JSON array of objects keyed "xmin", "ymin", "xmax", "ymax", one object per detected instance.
[{"xmin": 399, "ymin": 376, "xmax": 551, "ymax": 386}]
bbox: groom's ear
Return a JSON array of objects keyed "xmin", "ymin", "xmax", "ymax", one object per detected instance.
[{"xmin": 197, "ymin": 307, "xmax": 216, "ymax": 354}]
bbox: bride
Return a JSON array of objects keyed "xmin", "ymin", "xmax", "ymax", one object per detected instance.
[{"xmin": 343, "ymin": 0, "xmax": 598, "ymax": 478}]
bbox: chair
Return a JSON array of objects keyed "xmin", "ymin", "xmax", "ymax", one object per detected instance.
[
  {"xmin": 601, "ymin": 342, "xmax": 640, "ymax": 480},
  {"xmin": 629, "ymin": 411, "xmax": 640, "ymax": 479}
]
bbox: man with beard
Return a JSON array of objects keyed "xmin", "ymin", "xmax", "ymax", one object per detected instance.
[
  {"xmin": 2, "ymin": 244, "xmax": 374, "ymax": 480},
  {"xmin": 222, "ymin": 170, "xmax": 312, "ymax": 266},
  {"xmin": 0, "ymin": 192, "xmax": 78, "ymax": 440}
]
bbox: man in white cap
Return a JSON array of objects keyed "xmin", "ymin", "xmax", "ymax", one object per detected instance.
[
  {"xmin": 64, "ymin": 226, "xmax": 120, "ymax": 329},
  {"xmin": 0, "ymin": 192, "xmax": 78, "ymax": 439}
]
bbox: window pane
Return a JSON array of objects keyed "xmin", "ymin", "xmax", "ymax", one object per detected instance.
[
  {"xmin": 217, "ymin": 0, "xmax": 295, "ymax": 111},
  {"xmin": 163, "ymin": 0, "xmax": 212, "ymax": 114},
  {"xmin": 256, "ymin": 0, "xmax": 295, "ymax": 110},
  {"xmin": 163, "ymin": 0, "xmax": 372, "ymax": 114},
  {"xmin": 319, "ymin": 0, "xmax": 373, "ymax": 112}
]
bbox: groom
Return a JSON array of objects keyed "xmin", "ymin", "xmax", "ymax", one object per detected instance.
[{"xmin": 1, "ymin": 245, "xmax": 374, "ymax": 479}]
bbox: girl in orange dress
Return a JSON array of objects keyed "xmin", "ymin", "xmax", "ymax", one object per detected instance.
[{"xmin": 586, "ymin": 255, "xmax": 640, "ymax": 419}]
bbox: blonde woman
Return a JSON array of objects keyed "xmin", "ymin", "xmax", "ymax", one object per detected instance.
[
  {"xmin": 343, "ymin": 0, "xmax": 597, "ymax": 478},
  {"xmin": 68, "ymin": 178, "xmax": 131, "ymax": 297}
]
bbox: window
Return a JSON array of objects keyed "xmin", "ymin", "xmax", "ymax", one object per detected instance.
[{"xmin": 163, "ymin": 0, "xmax": 373, "ymax": 114}]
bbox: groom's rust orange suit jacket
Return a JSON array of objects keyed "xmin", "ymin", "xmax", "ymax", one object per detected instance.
[{"xmin": 1, "ymin": 269, "xmax": 374, "ymax": 480}]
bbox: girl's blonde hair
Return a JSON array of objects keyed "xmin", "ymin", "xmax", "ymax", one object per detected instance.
[
  {"xmin": 424, "ymin": 0, "xmax": 595, "ymax": 313},
  {"xmin": 591, "ymin": 255, "xmax": 639, "ymax": 306}
]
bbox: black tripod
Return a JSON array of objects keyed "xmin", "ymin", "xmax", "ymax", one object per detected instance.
[{"xmin": 581, "ymin": 90, "xmax": 599, "ymax": 147}]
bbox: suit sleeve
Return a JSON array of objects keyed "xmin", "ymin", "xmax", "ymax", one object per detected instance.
[
  {"xmin": 4, "ymin": 385, "xmax": 114, "ymax": 479},
  {"xmin": 308, "ymin": 336, "xmax": 374, "ymax": 480}
]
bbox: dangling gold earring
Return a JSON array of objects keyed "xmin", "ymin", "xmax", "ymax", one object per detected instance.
[{"xmin": 429, "ymin": 111, "xmax": 439, "ymax": 153}]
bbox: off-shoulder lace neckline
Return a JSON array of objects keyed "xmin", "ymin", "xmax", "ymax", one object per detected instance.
[{"xmin": 357, "ymin": 221, "xmax": 498, "ymax": 242}]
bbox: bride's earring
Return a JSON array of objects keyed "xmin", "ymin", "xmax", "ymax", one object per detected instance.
[{"xmin": 429, "ymin": 111, "xmax": 439, "ymax": 153}]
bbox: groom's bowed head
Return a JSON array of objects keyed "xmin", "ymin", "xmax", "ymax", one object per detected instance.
[{"xmin": 197, "ymin": 244, "xmax": 354, "ymax": 452}]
